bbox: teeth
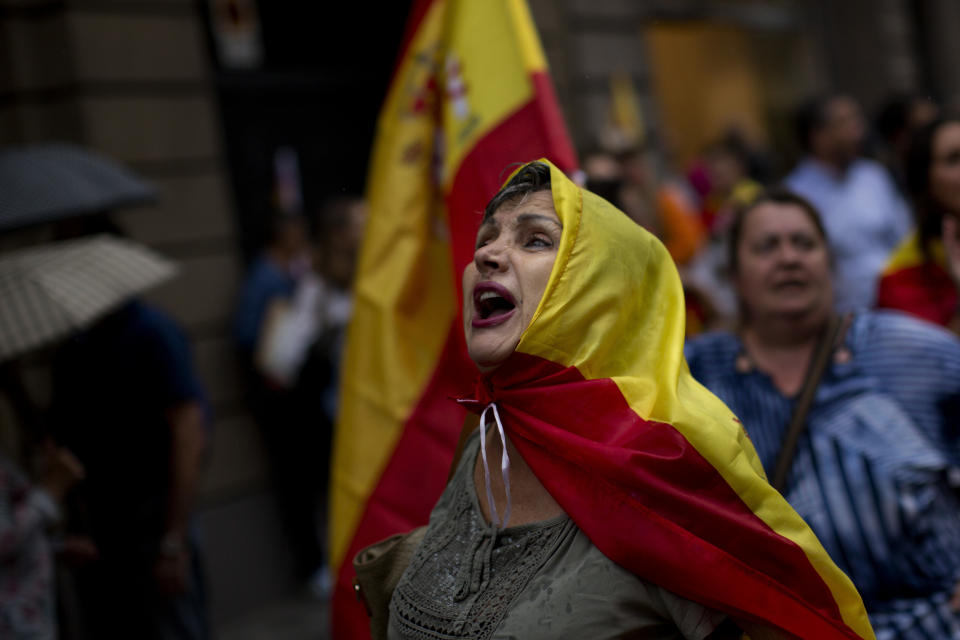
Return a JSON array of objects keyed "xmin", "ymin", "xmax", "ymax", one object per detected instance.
[{"xmin": 479, "ymin": 291, "xmax": 502, "ymax": 302}]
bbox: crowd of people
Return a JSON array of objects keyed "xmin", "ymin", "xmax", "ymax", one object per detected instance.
[
  {"xmin": 634, "ymin": 92, "xmax": 960, "ymax": 637},
  {"xmin": 381, "ymin": 93, "xmax": 960, "ymax": 639},
  {"xmin": 630, "ymin": 95, "xmax": 960, "ymax": 638},
  {"xmin": 4, "ymin": 86, "xmax": 960, "ymax": 639},
  {"xmin": 0, "ymin": 190, "xmax": 366, "ymax": 639},
  {"xmin": 0, "ymin": 214, "xmax": 213, "ymax": 640},
  {"xmin": 234, "ymin": 196, "xmax": 366, "ymax": 599},
  {"xmin": 581, "ymin": 92, "xmax": 960, "ymax": 338}
]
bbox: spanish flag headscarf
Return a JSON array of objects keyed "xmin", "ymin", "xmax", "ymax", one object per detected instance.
[{"xmin": 457, "ymin": 159, "xmax": 874, "ymax": 639}]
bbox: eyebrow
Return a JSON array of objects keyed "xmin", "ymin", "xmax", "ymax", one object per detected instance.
[
  {"xmin": 478, "ymin": 212, "xmax": 563, "ymax": 235},
  {"xmin": 515, "ymin": 213, "xmax": 562, "ymax": 228}
]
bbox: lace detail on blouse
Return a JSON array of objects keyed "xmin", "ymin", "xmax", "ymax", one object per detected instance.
[{"xmin": 388, "ymin": 444, "xmax": 571, "ymax": 640}]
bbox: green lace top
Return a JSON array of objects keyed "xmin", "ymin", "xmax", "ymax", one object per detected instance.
[{"xmin": 388, "ymin": 429, "xmax": 732, "ymax": 640}]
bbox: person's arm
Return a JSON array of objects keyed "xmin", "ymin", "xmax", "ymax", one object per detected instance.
[
  {"xmin": 253, "ymin": 276, "xmax": 323, "ymax": 388},
  {"xmin": 0, "ymin": 448, "xmax": 83, "ymax": 561},
  {"xmin": 155, "ymin": 401, "xmax": 208, "ymax": 596},
  {"xmin": 164, "ymin": 401, "xmax": 207, "ymax": 538},
  {"xmin": 141, "ymin": 307, "xmax": 211, "ymax": 595}
]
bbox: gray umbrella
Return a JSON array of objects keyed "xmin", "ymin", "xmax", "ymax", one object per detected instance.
[{"xmin": 0, "ymin": 143, "xmax": 156, "ymax": 233}]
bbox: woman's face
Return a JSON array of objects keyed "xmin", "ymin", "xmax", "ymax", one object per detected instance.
[
  {"xmin": 929, "ymin": 122, "xmax": 960, "ymax": 215},
  {"xmin": 462, "ymin": 190, "xmax": 561, "ymax": 371},
  {"xmin": 734, "ymin": 202, "xmax": 832, "ymax": 323}
]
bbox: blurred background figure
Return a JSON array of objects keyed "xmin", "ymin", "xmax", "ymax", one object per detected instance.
[
  {"xmin": 50, "ymin": 270, "xmax": 211, "ymax": 638},
  {"xmin": 878, "ymin": 115, "xmax": 960, "ymax": 333},
  {"xmin": 233, "ymin": 141, "xmax": 327, "ymax": 596},
  {"xmin": 686, "ymin": 191, "xmax": 960, "ymax": 638},
  {"xmin": 261, "ymin": 196, "xmax": 365, "ymax": 596},
  {"xmin": 237, "ymin": 194, "xmax": 365, "ymax": 601},
  {"xmin": 582, "ymin": 149, "xmax": 625, "ymax": 209},
  {"xmin": 684, "ymin": 133, "xmax": 764, "ymax": 331},
  {"xmin": 582, "ymin": 143, "xmax": 718, "ymax": 333},
  {"xmin": 698, "ymin": 133, "xmax": 763, "ymax": 235},
  {"xmin": 785, "ymin": 94, "xmax": 912, "ymax": 312},
  {"xmin": 0, "ymin": 141, "xmax": 209, "ymax": 639},
  {"xmin": 873, "ymin": 93, "xmax": 939, "ymax": 190},
  {"xmin": 234, "ymin": 215, "xmax": 311, "ymax": 361},
  {"xmin": 234, "ymin": 211, "xmax": 325, "ymax": 596},
  {"xmin": 616, "ymin": 145, "xmax": 706, "ymax": 267},
  {"xmin": 0, "ymin": 444, "xmax": 84, "ymax": 640},
  {"xmin": 306, "ymin": 196, "xmax": 366, "ymax": 425}
]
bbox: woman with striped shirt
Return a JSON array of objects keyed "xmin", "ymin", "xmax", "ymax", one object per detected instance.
[{"xmin": 686, "ymin": 189, "xmax": 960, "ymax": 640}]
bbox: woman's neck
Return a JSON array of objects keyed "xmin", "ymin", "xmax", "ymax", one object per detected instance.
[
  {"xmin": 741, "ymin": 313, "xmax": 826, "ymax": 396},
  {"xmin": 474, "ymin": 429, "xmax": 563, "ymax": 528},
  {"xmin": 746, "ymin": 310, "xmax": 823, "ymax": 347}
]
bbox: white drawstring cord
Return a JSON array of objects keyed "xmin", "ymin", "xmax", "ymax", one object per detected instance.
[{"xmin": 478, "ymin": 402, "xmax": 512, "ymax": 528}]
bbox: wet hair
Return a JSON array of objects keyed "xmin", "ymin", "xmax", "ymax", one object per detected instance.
[
  {"xmin": 483, "ymin": 161, "xmax": 552, "ymax": 222},
  {"xmin": 727, "ymin": 187, "xmax": 830, "ymax": 275},
  {"xmin": 905, "ymin": 115, "xmax": 960, "ymax": 261}
]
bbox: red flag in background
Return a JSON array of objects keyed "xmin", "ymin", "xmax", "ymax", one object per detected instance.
[
  {"xmin": 877, "ymin": 231, "xmax": 959, "ymax": 327},
  {"xmin": 327, "ymin": 0, "xmax": 577, "ymax": 636}
]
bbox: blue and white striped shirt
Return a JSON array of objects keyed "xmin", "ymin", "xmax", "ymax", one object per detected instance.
[{"xmin": 686, "ymin": 311, "xmax": 960, "ymax": 640}]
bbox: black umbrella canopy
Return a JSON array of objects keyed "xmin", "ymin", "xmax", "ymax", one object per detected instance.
[{"xmin": 0, "ymin": 143, "xmax": 157, "ymax": 233}]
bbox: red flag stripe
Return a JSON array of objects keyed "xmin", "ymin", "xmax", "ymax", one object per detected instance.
[
  {"xmin": 447, "ymin": 71, "xmax": 578, "ymax": 280},
  {"xmin": 877, "ymin": 262, "xmax": 958, "ymax": 327},
  {"xmin": 331, "ymin": 72, "xmax": 577, "ymax": 636},
  {"xmin": 331, "ymin": 324, "xmax": 469, "ymax": 638},
  {"xmin": 474, "ymin": 351, "xmax": 857, "ymax": 638}
]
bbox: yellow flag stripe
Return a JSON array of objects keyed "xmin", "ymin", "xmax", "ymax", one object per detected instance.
[
  {"xmin": 328, "ymin": 0, "xmax": 453, "ymax": 571},
  {"xmin": 514, "ymin": 160, "xmax": 874, "ymax": 639}
]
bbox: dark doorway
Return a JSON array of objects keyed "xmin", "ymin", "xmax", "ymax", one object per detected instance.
[{"xmin": 201, "ymin": 0, "xmax": 412, "ymax": 262}]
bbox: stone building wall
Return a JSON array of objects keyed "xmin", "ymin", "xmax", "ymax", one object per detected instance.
[
  {"xmin": 0, "ymin": 0, "xmax": 293, "ymax": 625},
  {"xmin": 529, "ymin": 0, "xmax": 945, "ymax": 162}
]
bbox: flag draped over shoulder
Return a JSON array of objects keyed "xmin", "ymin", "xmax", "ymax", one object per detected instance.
[
  {"xmin": 328, "ymin": 1, "xmax": 577, "ymax": 636},
  {"xmin": 454, "ymin": 159, "xmax": 874, "ymax": 639},
  {"xmin": 877, "ymin": 231, "xmax": 957, "ymax": 327}
]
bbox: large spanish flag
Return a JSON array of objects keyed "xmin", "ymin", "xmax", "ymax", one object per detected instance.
[
  {"xmin": 328, "ymin": 1, "xmax": 577, "ymax": 636},
  {"xmin": 451, "ymin": 159, "xmax": 873, "ymax": 638}
]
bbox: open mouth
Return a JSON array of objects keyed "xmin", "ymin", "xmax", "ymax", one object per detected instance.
[{"xmin": 472, "ymin": 282, "xmax": 517, "ymax": 327}]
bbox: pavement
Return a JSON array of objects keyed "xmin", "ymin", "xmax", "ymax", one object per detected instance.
[{"xmin": 216, "ymin": 593, "xmax": 330, "ymax": 640}]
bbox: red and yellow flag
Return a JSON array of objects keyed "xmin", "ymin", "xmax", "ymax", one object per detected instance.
[
  {"xmin": 453, "ymin": 159, "xmax": 873, "ymax": 639},
  {"xmin": 328, "ymin": 1, "xmax": 576, "ymax": 635},
  {"xmin": 877, "ymin": 231, "xmax": 957, "ymax": 327}
]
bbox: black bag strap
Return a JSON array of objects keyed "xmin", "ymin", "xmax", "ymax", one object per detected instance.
[{"xmin": 770, "ymin": 313, "xmax": 852, "ymax": 492}]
